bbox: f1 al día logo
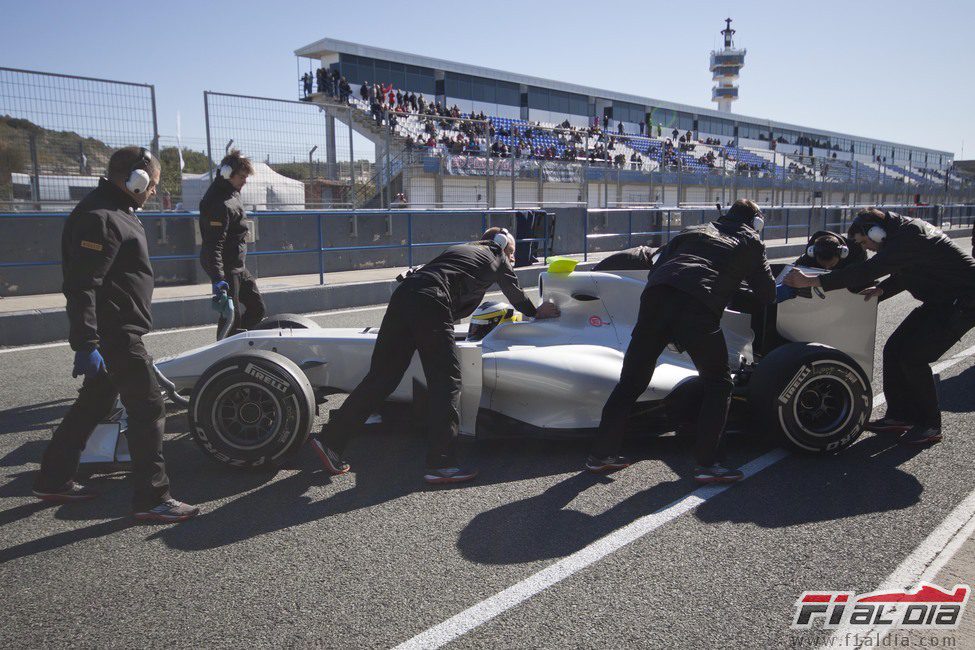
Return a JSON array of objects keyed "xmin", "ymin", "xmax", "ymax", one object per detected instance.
[{"xmin": 793, "ymin": 583, "xmax": 970, "ymax": 629}]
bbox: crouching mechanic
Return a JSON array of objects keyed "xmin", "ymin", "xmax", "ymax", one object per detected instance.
[
  {"xmin": 587, "ymin": 199, "xmax": 776, "ymax": 483},
  {"xmin": 592, "ymin": 245, "xmax": 657, "ymax": 271},
  {"xmin": 776, "ymin": 230, "xmax": 868, "ymax": 302},
  {"xmin": 32, "ymin": 147, "xmax": 198, "ymax": 522},
  {"xmin": 199, "ymin": 149, "xmax": 266, "ymax": 338},
  {"xmin": 786, "ymin": 208, "xmax": 975, "ymax": 445},
  {"xmin": 311, "ymin": 228, "xmax": 560, "ymax": 484}
]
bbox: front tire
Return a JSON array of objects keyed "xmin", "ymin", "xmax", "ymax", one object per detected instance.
[
  {"xmin": 748, "ymin": 343, "xmax": 871, "ymax": 453},
  {"xmin": 189, "ymin": 350, "xmax": 315, "ymax": 469}
]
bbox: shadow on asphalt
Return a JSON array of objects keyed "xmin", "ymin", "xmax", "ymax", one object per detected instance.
[
  {"xmin": 695, "ymin": 433, "xmax": 926, "ymax": 527},
  {"xmin": 0, "ymin": 398, "xmax": 74, "ymax": 435},
  {"xmin": 938, "ymin": 365, "xmax": 975, "ymax": 413}
]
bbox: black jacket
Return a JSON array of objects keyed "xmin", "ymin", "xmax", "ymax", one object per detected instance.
[
  {"xmin": 820, "ymin": 213, "xmax": 975, "ymax": 304},
  {"xmin": 62, "ymin": 178, "xmax": 153, "ymax": 351},
  {"xmin": 404, "ymin": 241, "xmax": 536, "ymax": 321},
  {"xmin": 592, "ymin": 246, "xmax": 657, "ymax": 271},
  {"xmin": 199, "ymin": 176, "xmax": 248, "ymax": 281},
  {"xmin": 648, "ymin": 218, "xmax": 776, "ymax": 316},
  {"xmin": 793, "ymin": 231, "xmax": 867, "ymax": 270}
]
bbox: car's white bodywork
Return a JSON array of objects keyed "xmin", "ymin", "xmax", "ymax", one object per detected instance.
[{"xmin": 151, "ymin": 266, "xmax": 878, "ymax": 438}]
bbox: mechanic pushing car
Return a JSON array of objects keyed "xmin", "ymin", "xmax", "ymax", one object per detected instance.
[
  {"xmin": 32, "ymin": 147, "xmax": 199, "ymax": 523},
  {"xmin": 199, "ymin": 149, "xmax": 266, "ymax": 338},
  {"xmin": 587, "ymin": 198, "xmax": 776, "ymax": 484},
  {"xmin": 591, "ymin": 244, "xmax": 657, "ymax": 271},
  {"xmin": 786, "ymin": 208, "xmax": 975, "ymax": 445},
  {"xmin": 776, "ymin": 230, "xmax": 869, "ymax": 302},
  {"xmin": 310, "ymin": 227, "xmax": 560, "ymax": 484}
]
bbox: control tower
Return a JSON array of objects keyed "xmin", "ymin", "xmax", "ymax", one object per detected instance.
[{"xmin": 710, "ymin": 18, "xmax": 746, "ymax": 113}]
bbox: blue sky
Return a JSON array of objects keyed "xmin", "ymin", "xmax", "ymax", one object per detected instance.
[{"xmin": 1, "ymin": 0, "xmax": 972, "ymax": 157}]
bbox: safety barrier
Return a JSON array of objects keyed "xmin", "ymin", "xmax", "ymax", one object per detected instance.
[{"xmin": 1, "ymin": 205, "xmax": 973, "ymax": 296}]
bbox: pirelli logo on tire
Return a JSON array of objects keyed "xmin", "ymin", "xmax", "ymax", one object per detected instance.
[
  {"xmin": 244, "ymin": 363, "xmax": 289, "ymax": 394},
  {"xmin": 778, "ymin": 366, "xmax": 812, "ymax": 404}
]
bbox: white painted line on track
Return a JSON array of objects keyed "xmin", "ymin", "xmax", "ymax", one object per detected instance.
[
  {"xmin": 394, "ymin": 449, "xmax": 790, "ymax": 650},
  {"xmin": 0, "ymin": 303, "xmax": 390, "ymax": 355},
  {"xmin": 396, "ymin": 344, "xmax": 975, "ymax": 650},
  {"xmin": 821, "ymin": 489, "xmax": 975, "ymax": 649},
  {"xmin": 0, "ymin": 288, "xmax": 530, "ymax": 355}
]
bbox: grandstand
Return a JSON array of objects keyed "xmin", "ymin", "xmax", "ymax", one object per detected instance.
[{"xmin": 295, "ymin": 37, "xmax": 960, "ymax": 207}]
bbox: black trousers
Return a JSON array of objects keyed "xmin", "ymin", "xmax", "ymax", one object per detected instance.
[
  {"xmin": 34, "ymin": 334, "xmax": 171, "ymax": 510},
  {"xmin": 592, "ymin": 285, "xmax": 734, "ymax": 467},
  {"xmin": 882, "ymin": 301, "xmax": 975, "ymax": 428},
  {"xmin": 322, "ymin": 284, "xmax": 463, "ymax": 468},
  {"xmin": 219, "ymin": 268, "xmax": 266, "ymax": 338}
]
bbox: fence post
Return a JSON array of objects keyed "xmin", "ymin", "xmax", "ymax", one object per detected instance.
[
  {"xmin": 407, "ymin": 211, "xmax": 414, "ymax": 267},
  {"xmin": 148, "ymin": 84, "xmax": 160, "ymax": 159},
  {"xmin": 28, "ymin": 133, "xmax": 40, "ymax": 208},
  {"xmin": 627, "ymin": 210, "xmax": 633, "ymax": 248},
  {"xmin": 348, "ymin": 105, "xmax": 356, "ymax": 210},
  {"xmin": 203, "ymin": 91, "xmax": 214, "ymax": 182},
  {"xmin": 317, "ymin": 213, "xmax": 325, "ymax": 285},
  {"xmin": 784, "ymin": 208, "xmax": 790, "ymax": 244},
  {"xmin": 544, "ymin": 209, "xmax": 550, "ymax": 261},
  {"xmin": 583, "ymin": 208, "xmax": 589, "ymax": 261}
]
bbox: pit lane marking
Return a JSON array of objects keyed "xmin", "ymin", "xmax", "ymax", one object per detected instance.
[{"xmin": 395, "ymin": 344, "xmax": 975, "ymax": 650}]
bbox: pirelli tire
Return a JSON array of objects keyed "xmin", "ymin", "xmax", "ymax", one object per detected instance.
[
  {"xmin": 189, "ymin": 350, "xmax": 315, "ymax": 469},
  {"xmin": 748, "ymin": 342, "xmax": 871, "ymax": 454},
  {"xmin": 253, "ymin": 313, "xmax": 318, "ymax": 330}
]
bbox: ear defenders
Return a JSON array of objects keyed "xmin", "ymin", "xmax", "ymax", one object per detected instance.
[
  {"xmin": 808, "ymin": 236, "xmax": 849, "ymax": 260},
  {"xmin": 220, "ymin": 164, "xmax": 233, "ymax": 180},
  {"xmin": 125, "ymin": 148, "xmax": 153, "ymax": 194},
  {"xmin": 716, "ymin": 202, "xmax": 764, "ymax": 232},
  {"xmin": 493, "ymin": 228, "xmax": 513, "ymax": 250},
  {"xmin": 851, "ymin": 211, "xmax": 888, "ymax": 243}
]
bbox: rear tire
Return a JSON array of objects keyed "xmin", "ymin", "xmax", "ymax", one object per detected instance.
[
  {"xmin": 254, "ymin": 313, "xmax": 318, "ymax": 330},
  {"xmin": 748, "ymin": 342, "xmax": 871, "ymax": 454},
  {"xmin": 189, "ymin": 350, "xmax": 315, "ymax": 469}
]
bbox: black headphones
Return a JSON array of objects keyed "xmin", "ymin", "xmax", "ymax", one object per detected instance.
[
  {"xmin": 125, "ymin": 147, "xmax": 153, "ymax": 194},
  {"xmin": 807, "ymin": 233, "xmax": 849, "ymax": 260}
]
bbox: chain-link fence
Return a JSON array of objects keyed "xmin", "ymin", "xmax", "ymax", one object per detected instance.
[
  {"xmin": 202, "ymin": 91, "xmax": 379, "ymax": 210},
  {"xmin": 0, "ymin": 67, "xmax": 160, "ymax": 211}
]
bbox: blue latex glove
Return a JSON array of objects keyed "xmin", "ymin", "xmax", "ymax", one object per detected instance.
[
  {"xmin": 775, "ymin": 283, "xmax": 797, "ymax": 303},
  {"xmin": 72, "ymin": 348, "xmax": 106, "ymax": 380},
  {"xmin": 212, "ymin": 280, "xmax": 229, "ymax": 296}
]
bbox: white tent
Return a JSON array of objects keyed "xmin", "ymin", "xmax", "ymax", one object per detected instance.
[{"xmin": 180, "ymin": 162, "xmax": 305, "ymax": 211}]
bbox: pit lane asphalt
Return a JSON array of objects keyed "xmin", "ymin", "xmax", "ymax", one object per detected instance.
[{"xmin": 1, "ymin": 288, "xmax": 974, "ymax": 648}]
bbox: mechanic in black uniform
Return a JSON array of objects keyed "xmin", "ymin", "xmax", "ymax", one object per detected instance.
[
  {"xmin": 199, "ymin": 149, "xmax": 266, "ymax": 337},
  {"xmin": 786, "ymin": 208, "xmax": 975, "ymax": 445},
  {"xmin": 587, "ymin": 199, "xmax": 777, "ymax": 484},
  {"xmin": 776, "ymin": 230, "xmax": 869, "ymax": 301},
  {"xmin": 32, "ymin": 147, "xmax": 199, "ymax": 523},
  {"xmin": 592, "ymin": 245, "xmax": 657, "ymax": 271},
  {"xmin": 311, "ymin": 227, "xmax": 560, "ymax": 484}
]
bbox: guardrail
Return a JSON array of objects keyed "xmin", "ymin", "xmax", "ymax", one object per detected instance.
[
  {"xmin": 1, "ymin": 206, "xmax": 973, "ymax": 292},
  {"xmin": 0, "ymin": 209, "xmax": 549, "ymax": 289}
]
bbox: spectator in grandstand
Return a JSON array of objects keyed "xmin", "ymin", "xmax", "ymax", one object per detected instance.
[
  {"xmin": 656, "ymin": 123, "xmax": 662, "ymax": 138},
  {"xmin": 302, "ymin": 72, "xmax": 313, "ymax": 97},
  {"xmin": 785, "ymin": 208, "xmax": 975, "ymax": 446},
  {"xmin": 417, "ymin": 94, "xmax": 426, "ymax": 113},
  {"xmin": 672, "ymin": 128, "xmax": 679, "ymax": 141},
  {"xmin": 33, "ymin": 146, "xmax": 198, "ymax": 522},
  {"xmin": 360, "ymin": 82, "xmax": 369, "ymax": 102},
  {"xmin": 316, "ymin": 68, "xmax": 325, "ymax": 94},
  {"xmin": 603, "ymin": 114, "xmax": 610, "ymax": 130},
  {"xmin": 409, "ymin": 92, "xmax": 418, "ymax": 112},
  {"xmin": 639, "ymin": 121, "xmax": 645, "ymax": 135},
  {"xmin": 330, "ymin": 68, "xmax": 341, "ymax": 96},
  {"xmin": 587, "ymin": 199, "xmax": 774, "ymax": 482},
  {"xmin": 618, "ymin": 122, "xmax": 625, "ymax": 135},
  {"xmin": 200, "ymin": 149, "xmax": 266, "ymax": 339}
]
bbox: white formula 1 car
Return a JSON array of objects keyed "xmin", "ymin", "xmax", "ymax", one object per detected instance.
[{"xmin": 80, "ymin": 260, "xmax": 878, "ymax": 470}]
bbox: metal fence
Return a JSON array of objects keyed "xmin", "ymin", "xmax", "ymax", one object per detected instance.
[
  {"xmin": 3, "ymin": 204, "xmax": 974, "ymax": 297},
  {"xmin": 0, "ymin": 67, "xmax": 160, "ymax": 211},
  {"xmin": 203, "ymin": 91, "xmax": 381, "ymax": 210},
  {"xmin": 1, "ymin": 66, "xmax": 973, "ymax": 215}
]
